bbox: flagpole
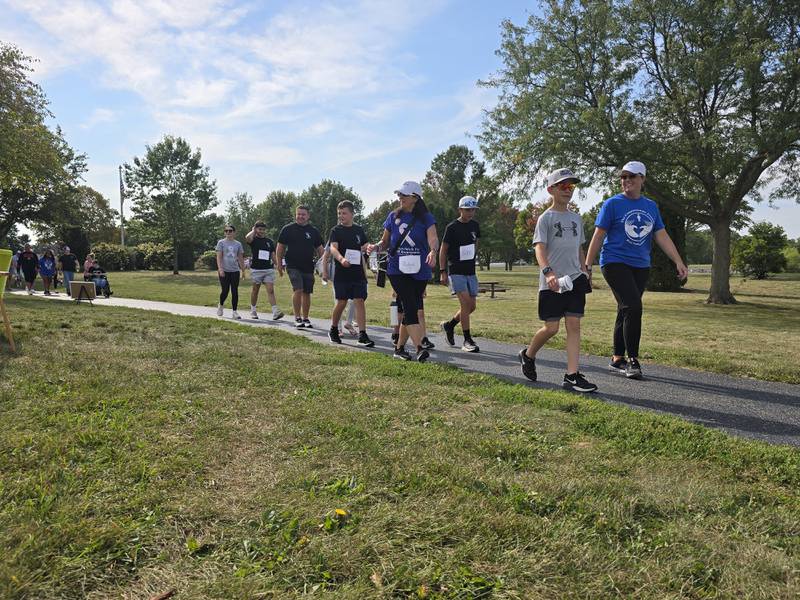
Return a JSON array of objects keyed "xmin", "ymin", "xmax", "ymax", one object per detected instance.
[{"xmin": 118, "ymin": 165, "xmax": 126, "ymax": 248}]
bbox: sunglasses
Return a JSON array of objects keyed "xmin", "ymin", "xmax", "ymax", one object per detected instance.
[
  {"xmin": 555, "ymin": 182, "xmax": 577, "ymax": 191},
  {"xmin": 224, "ymin": 229, "xmax": 234, "ymax": 233},
  {"xmin": 620, "ymin": 174, "xmax": 640, "ymax": 180}
]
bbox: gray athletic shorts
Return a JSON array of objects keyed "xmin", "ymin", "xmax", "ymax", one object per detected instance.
[
  {"xmin": 287, "ymin": 268, "xmax": 314, "ymax": 293},
  {"xmin": 250, "ymin": 269, "xmax": 276, "ymax": 284}
]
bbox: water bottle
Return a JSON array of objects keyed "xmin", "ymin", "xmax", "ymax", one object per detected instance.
[
  {"xmin": 369, "ymin": 251, "xmax": 379, "ymax": 272},
  {"xmin": 389, "ymin": 300, "xmax": 399, "ymax": 326},
  {"xmin": 557, "ymin": 275, "xmax": 573, "ymax": 293}
]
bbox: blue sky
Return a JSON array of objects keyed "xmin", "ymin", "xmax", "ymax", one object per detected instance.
[{"xmin": 3, "ymin": 0, "xmax": 799, "ymax": 238}]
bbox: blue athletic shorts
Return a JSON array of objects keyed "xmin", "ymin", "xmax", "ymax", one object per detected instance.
[{"xmin": 449, "ymin": 274, "xmax": 479, "ymax": 297}]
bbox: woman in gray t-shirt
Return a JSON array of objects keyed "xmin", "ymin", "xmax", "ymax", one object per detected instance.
[{"xmin": 215, "ymin": 225, "xmax": 245, "ymax": 319}]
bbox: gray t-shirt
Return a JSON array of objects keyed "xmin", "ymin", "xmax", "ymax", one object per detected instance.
[
  {"xmin": 216, "ymin": 239, "xmax": 243, "ymax": 272},
  {"xmin": 532, "ymin": 208, "xmax": 586, "ymax": 291}
]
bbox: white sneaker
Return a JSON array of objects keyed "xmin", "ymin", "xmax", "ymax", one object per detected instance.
[
  {"xmin": 272, "ymin": 310, "xmax": 285, "ymax": 321},
  {"xmin": 216, "ymin": 304, "xmax": 223, "ymax": 316},
  {"xmin": 232, "ymin": 310, "xmax": 241, "ymax": 320},
  {"xmin": 250, "ymin": 308, "xmax": 258, "ymax": 318},
  {"xmin": 27, "ymin": 289, "xmax": 33, "ymax": 295}
]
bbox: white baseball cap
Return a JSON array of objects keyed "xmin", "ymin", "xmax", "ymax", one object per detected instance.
[
  {"xmin": 620, "ymin": 161, "xmax": 646, "ymax": 176},
  {"xmin": 545, "ymin": 167, "xmax": 580, "ymax": 187},
  {"xmin": 394, "ymin": 181, "xmax": 423, "ymax": 198},
  {"xmin": 458, "ymin": 196, "xmax": 479, "ymax": 209}
]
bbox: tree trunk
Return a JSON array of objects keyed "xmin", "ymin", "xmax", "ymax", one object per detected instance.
[
  {"xmin": 172, "ymin": 235, "xmax": 180, "ymax": 275},
  {"xmin": 707, "ymin": 221, "xmax": 736, "ymax": 304}
]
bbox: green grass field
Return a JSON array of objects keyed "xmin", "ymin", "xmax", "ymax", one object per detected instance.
[
  {"xmin": 1, "ymin": 296, "xmax": 799, "ymax": 598},
  {"xmin": 41, "ymin": 266, "xmax": 800, "ymax": 383}
]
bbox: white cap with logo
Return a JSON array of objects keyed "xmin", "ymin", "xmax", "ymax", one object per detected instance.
[
  {"xmin": 545, "ymin": 168, "xmax": 580, "ymax": 187},
  {"xmin": 458, "ymin": 195, "xmax": 479, "ymax": 209},
  {"xmin": 394, "ymin": 181, "xmax": 423, "ymax": 198},
  {"xmin": 620, "ymin": 161, "xmax": 646, "ymax": 176}
]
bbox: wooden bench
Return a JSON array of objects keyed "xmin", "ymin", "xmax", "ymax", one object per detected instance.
[{"xmin": 478, "ymin": 281, "xmax": 509, "ymax": 298}]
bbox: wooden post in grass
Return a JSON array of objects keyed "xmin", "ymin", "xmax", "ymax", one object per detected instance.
[{"xmin": 0, "ymin": 270, "xmax": 15, "ymax": 353}]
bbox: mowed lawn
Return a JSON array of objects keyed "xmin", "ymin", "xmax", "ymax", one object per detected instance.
[
  {"xmin": 86, "ymin": 267, "xmax": 800, "ymax": 383},
  {"xmin": 1, "ymin": 296, "xmax": 799, "ymax": 598}
]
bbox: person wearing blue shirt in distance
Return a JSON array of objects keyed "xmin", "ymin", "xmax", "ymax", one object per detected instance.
[
  {"xmin": 367, "ymin": 181, "xmax": 439, "ymax": 362},
  {"xmin": 38, "ymin": 249, "xmax": 57, "ymax": 296},
  {"xmin": 585, "ymin": 161, "xmax": 688, "ymax": 380}
]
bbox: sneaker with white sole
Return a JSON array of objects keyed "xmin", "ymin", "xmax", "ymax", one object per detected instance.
[
  {"xmin": 608, "ymin": 358, "xmax": 628, "ymax": 374},
  {"xmin": 415, "ymin": 348, "xmax": 430, "ymax": 363},
  {"xmin": 329, "ymin": 326, "xmax": 342, "ymax": 344},
  {"xmin": 232, "ymin": 310, "xmax": 241, "ymax": 320},
  {"xmin": 393, "ymin": 346, "xmax": 412, "ymax": 361},
  {"xmin": 250, "ymin": 308, "xmax": 259, "ymax": 319},
  {"xmin": 357, "ymin": 332, "xmax": 375, "ymax": 347},
  {"xmin": 420, "ymin": 337, "xmax": 435, "ymax": 350},
  {"xmin": 625, "ymin": 357, "xmax": 643, "ymax": 380},
  {"xmin": 563, "ymin": 372, "xmax": 598, "ymax": 393},
  {"xmin": 303, "ymin": 319, "xmax": 313, "ymax": 329},
  {"xmin": 216, "ymin": 304, "xmax": 224, "ymax": 316},
  {"xmin": 462, "ymin": 339, "xmax": 479, "ymax": 353},
  {"xmin": 272, "ymin": 310, "xmax": 284, "ymax": 321},
  {"xmin": 294, "ymin": 318, "xmax": 305, "ymax": 328}
]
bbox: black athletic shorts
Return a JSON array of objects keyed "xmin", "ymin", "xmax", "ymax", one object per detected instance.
[{"xmin": 537, "ymin": 288, "xmax": 586, "ymax": 321}]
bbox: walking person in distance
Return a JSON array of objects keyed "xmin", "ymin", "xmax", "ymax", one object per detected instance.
[{"xmin": 216, "ymin": 225, "xmax": 245, "ymax": 319}]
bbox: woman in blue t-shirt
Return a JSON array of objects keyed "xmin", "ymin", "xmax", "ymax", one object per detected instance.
[
  {"xmin": 38, "ymin": 249, "xmax": 57, "ymax": 296},
  {"xmin": 585, "ymin": 161, "xmax": 688, "ymax": 380},
  {"xmin": 367, "ymin": 181, "xmax": 438, "ymax": 362}
]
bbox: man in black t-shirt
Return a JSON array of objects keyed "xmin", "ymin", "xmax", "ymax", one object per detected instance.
[
  {"xmin": 58, "ymin": 246, "xmax": 79, "ymax": 296},
  {"xmin": 439, "ymin": 196, "xmax": 481, "ymax": 352},
  {"xmin": 326, "ymin": 200, "xmax": 374, "ymax": 347},
  {"xmin": 244, "ymin": 221, "xmax": 284, "ymax": 320},
  {"xmin": 275, "ymin": 205, "xmax": 324, "ymax": 328},
  {"xmin": 18, "ymin": 245, "xmax": 39, "ymax": 295}
]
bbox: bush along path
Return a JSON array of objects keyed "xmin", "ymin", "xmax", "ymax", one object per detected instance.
[{"xmin": 10, "ymin": 290, "xmax": 800, "ymax": 448}]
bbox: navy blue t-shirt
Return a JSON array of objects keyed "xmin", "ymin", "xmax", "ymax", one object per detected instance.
[
  {"xmin": 382, "ymin": 210, "xmax": 436, "ymax": 280},
  {"xmin": 596, "ymin": 194, "xmax": 665, "ymax": 268}
]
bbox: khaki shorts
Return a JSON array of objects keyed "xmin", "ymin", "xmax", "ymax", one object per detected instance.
[{"xmin": 251, "ymin": 269, "xmax": 276, "ymax": 284}]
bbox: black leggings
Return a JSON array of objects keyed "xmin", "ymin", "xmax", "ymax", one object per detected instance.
[
  {"xmin": 601, "ymin": 263, "xmax": 650, "ymax": 358},
  {"xmin": 388, "ymin": 274, "xmax": 427, "ymax": 326},
  {"xmin": 219, "ymin": 271, "xmax": 240, "ymax": 310}
]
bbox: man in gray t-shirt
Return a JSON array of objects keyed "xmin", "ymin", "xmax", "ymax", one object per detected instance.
[{"xmin": 518, "ymin": 167, "xmax": 597, "ymax": 394}]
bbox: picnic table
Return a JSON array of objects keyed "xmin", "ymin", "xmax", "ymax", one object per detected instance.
[{"xmin": 478, "ymin": 281, "xmax": 508, "ymax": 298}]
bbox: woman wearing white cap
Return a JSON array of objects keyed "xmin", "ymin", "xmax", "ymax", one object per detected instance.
[
  {"xmin": 585, "ymin": 161, "xmax": 688, "ymax": 379},
  {"xmin": 367, "ymin": 181, "xmax": 438, "ymax": 362}
]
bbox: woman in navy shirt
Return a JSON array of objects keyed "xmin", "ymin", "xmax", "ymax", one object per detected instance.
[
  {"xmin": 585, "ymin": 161, "xmax": 688, "ymax": 380},
  {"xmin": 368, "ymin": 181, "xmax": 439, "ymax": 362},
  {"xmin": 38, "ymin": 249, "xmax": 57, "ymax": 296}
]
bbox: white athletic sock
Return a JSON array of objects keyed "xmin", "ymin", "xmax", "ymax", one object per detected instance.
[{"xmin": 250, "ymin": 305, "xmax": 257, "ymax": 311}]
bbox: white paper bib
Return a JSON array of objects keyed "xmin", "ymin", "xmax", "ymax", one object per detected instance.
[
  {"xmin": 459, "ymin": 243, "xmax": 476, "ymax": 261},
  {"xmin": 398, "ymin": 254, "xmax": 421, "ymax": 274}
]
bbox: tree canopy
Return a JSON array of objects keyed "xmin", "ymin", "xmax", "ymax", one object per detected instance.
[{"xmin": 478, "ymin": 0, "xmax": 800, "ymax": 303}]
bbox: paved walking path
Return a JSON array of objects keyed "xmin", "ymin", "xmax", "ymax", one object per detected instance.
[{"xmin": 11, "ymin": 290, "xmax": 800, "ymax": 447}]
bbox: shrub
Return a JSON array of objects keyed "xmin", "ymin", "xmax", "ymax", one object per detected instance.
[
  {"xmin": 196, "ymin": 250, "xmax": 217, "ymax": 270},
  {"xmin": 784, "ymin": 246, "xmax": 800, "ymax": 273},
  {"xmin": 732, "ymin": 222, "xmax": 788, "ymax": 279},
  {"xmin": 91, "ymin": 243, "xmax": 133, "ymax": 271},
  {"xmin": 135, "ymin": 243, "xmax": 174, "ymax": 270}
]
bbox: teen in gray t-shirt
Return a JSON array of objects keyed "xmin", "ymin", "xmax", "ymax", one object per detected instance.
[{"xmin": 532, "ymin": 208, "xmax": 585, "ymax": 291}]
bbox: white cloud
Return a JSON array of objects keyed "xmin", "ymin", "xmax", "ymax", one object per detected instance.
[{"xmin": 80, "ymin": 108, "xmax": 116, "ymax": 129}]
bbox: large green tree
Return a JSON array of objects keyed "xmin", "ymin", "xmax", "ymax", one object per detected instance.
[
  {"xmin": 0, "ymin": 42, "xmax": 86, "ymax": 241},
  {"xmin": 124, "ymin": 135, "xmax": 217, "ymax": 274},
  {"xmin": 298, "ymin": 180, "xmax": 363, "ymax": 239},
  {"xmin": 254, "ymin": 190, "xmax": 300, "ymax": 241},
  {"xmin": 33, "ymin": 185, "xmax": 119, "ymax": 246},
  {"xmin": 479, "ymin": 0, "xmax": 800, "ymax": 303}
]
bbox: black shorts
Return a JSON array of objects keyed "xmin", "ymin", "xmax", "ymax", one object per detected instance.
[
  {"xmin": 287, "ymin": 268, "xmax": 314, "ymax": 293},
  {"xmin": 22, "ymin": 270, "xmax": 37, "ymax": 283},
  {"xmin": 333, "ymin": 279, "xmax": 368, "ymax": 300},
  {"xmin": 537, "ymin": 288, "xmax": 586, "ymax": 321}
]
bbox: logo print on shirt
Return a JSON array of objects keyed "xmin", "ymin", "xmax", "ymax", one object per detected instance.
[
  {"xmin": 471, "ymin": 232, "xmax": 477, "ymax": 241},
  {"xmin": 305, "ymin": 232, "xmax": 311, "ymax": 239},
  {"xmin": 623, "ymin": 210, "xmax": 655, "ymax": 246},
  {"xmin": 554, "ymin": 221, "xmax": 579, "ymax": 238},
  {"xmin": 397, "ymin": 222, "xmax": 416, "ymax": 247}
]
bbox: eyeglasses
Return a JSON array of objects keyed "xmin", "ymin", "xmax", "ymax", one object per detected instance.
[
  {"xmin": 555, "ymin": 182, "xmax": 576, "ymax": 191},
  {"xmin": 620, "ymin": 174, "xmax": 640, "ymax": 180}
]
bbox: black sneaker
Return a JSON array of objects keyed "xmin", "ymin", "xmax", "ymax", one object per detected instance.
[
  {"xmin": 393, "ymin": 346, "xmax": 412, "ymax": 361},
  {"xmin": 357, "ymin": 333, "xmax": 375, "ymax": 347},
  {"xmin": 625, "ymin": 357, "xmax": 643, "ymax": 380},
  {"xmin": 462, "ymin": 339, "xmax": 479, "ymax": 353},
  {"xmin": 295, "ymin": 318, "xmax": 305, "ymax": 328},
  {"xmin": 303, "ymin": 319, "xmax": 313, "ymax": 329},
  {"xmin": 421, "ymin": 337, "xmax": 435, "ymax": 350},
  {"xmin": 563, "ymin": 372, "xmax": 598, "ymax": 393},
  {"xmin": 329, "ymin": 327, "xmax": 342, "ymax": 344},
  {"xmin": 440, "ymin": 321, "xmax": 456, "ymax": 346},
  {"xmin": 416, "ymin": 348, "xmax": 430, "ymax": 363},
  {"xmin": 609, "ymin": 358, "xmax": 628, "ymax": 373},
  {"xmin": 518, "ymin": 348, "xmax": 537, "ymax": 382},
  {"xmin": 391, "ymin": 332, "xmax": 399, "ymax": 345}
]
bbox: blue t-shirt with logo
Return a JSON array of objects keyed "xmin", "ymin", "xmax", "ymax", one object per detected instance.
[
  {"xmin": 596, "ymin": 194, "xmax": 665, "ymax": 268},
  {"xmin": 383, "ymin": 210, "xmax": 437, "ymax": 280}
]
